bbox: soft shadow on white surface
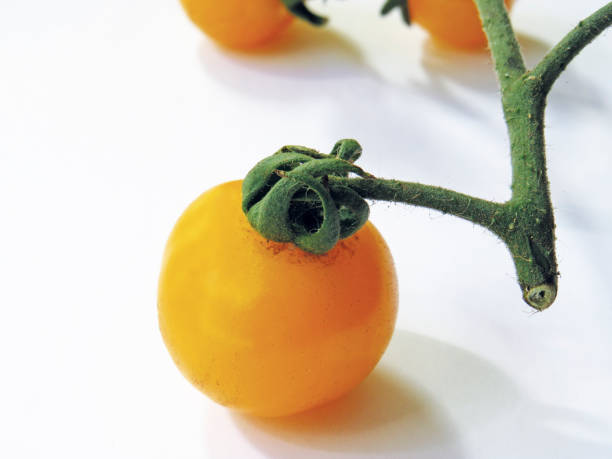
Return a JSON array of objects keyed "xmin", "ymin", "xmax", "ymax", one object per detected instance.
[
  {"xmin": 233, "ymin": 367, "xmax": 462, "ymax": 458},
  {"xmin": 420, "ymin": 34, "xmax": 551, "ymax": 92},
  {"xmin": 228, "ymin": 330, "xmax": 612, "ymax": 459},
  {"xmin": 195, "ymin": 22, "xmax": 506, "ymax": 199},
  {"xmin": 198, "ymin": 21, "xmax": 365, "ymax": 100},
  {"xmin": 228, "ymin": 331, "xmax": 479, "ymax": 458},
  {"xmin": 412, "ymin": 34, "xmax": 552, "ymax": 122},
  {"xmin": 420, "ymin": 33, "xmax": 607, "ymax": 111},
  {"xmin": 222, "ymin": 20, "xmax": 361, "ymax": 62}
]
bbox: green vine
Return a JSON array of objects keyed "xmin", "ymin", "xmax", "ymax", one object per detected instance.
[{"xmin": 245, "ymin": 1, "xmax": 612, "ymax": 310}]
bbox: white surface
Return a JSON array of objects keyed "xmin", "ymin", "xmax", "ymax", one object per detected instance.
[{"xmin": 1, "ymin": 1, "xmax": 611, "ymax": 457}]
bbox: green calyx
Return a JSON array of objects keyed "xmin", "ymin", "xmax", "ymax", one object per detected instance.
[
  {"xmin": 281, "ymin": 0, "xmax": 328, "ymax": 26},
  {"xmin": 242, "ymin": 139, "xmax": 372, "ymax": 254},
  {"xmin": 380, "ymin": 0, "xmax": 411, "ymax": 25},
  {"xmin": 283, "ymin": 0, "xmax": 413, "ymax": 27}
]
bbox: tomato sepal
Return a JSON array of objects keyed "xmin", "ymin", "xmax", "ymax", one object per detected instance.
[
  {"xmin": 380, "ymin": 0, "xmax": 411, "ymax": 25},
  {"xmin": 241, "ymin": 152, "xmax": 315, "ymax": 214},
  {"xmin": 281, "ymin": 0, "xmax": 328, "ymax": 26},
  {"xmin": 242, "ymin": 140, "xmax": 373, "ymax": 254}
]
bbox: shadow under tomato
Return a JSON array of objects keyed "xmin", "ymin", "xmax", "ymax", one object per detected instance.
[
  {"xmin": 383, "ymin": 330, "xmax": 612, "ymax": 456},
  {"xmin": 232, "ymin": 366, "xmax": 463, "ymax": 458},
  {"xmin": 225, "ymin": 330, "xmax": 612, "ymax": 458},
  {"xmin": 419, "ymin": 33, "xmax": 606, "ymax": 112},
  {"xmin": 222, "ymin": 20, "xmax": 358, "ymax": 59},
  {"xmin": 419, "ymin": 33, "xmax": 550, "ymax": 93},
  {"xmin": 198, "ymin": 21, "xmax": 365, "ymax": 101},
  {"xmin": 405, "ymin": 34, "xmax": 545, "ymax": 124},
  {"xmin": 233, "ymin": 329, "xmax": 523, "ymax": 458}
]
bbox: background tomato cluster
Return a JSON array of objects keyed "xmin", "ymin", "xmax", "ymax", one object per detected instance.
[{"xmin": 1, "ymin": 0, "xmax": 611, "ymax": 458}]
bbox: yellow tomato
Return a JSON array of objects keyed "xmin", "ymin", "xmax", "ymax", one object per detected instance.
[
  {"xmin": 409, "ymin": 0, "xmax": 515, "ymax": 49},
  {"xmin": 158, "ymin": 181, "xmax": 398, "ymax": 417},
  {"xmin": 179, "ymin": 0, "xmax": 294, "ymax": 49}
]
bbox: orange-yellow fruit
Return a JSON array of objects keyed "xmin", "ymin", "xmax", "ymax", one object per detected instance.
[
  {"xmin": 179, "ymin": 0, "xmax": 294, "ymax": 49},
  {"xmin": 158, "ymin": 181, "xmax": 398, "ymax": 417}
]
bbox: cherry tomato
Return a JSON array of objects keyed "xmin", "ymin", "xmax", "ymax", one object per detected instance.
[
  {"xmin": 158, "ymin": 181, "xmax": 398, "ymax": 417},
  {"xmin": 179, "ymin": 0, "xmax": 294, "ymax": 49},
  {"xmin": 409, "ymin": 0, "xmax": 515, "ymax": 49}
]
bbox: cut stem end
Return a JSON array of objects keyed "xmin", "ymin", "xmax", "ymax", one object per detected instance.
[{"xmin": 524, "ymin": 284, "xmax": 557, "ymax": 311}]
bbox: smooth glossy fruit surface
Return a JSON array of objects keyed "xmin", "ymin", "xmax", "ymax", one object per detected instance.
[
  {"xmin": 179, "ymin": 0, "xmax": 294, "ymax": 49},
  {"xmin": 158, "ymin": 181, "xmax": 398, "ymax": 417}
]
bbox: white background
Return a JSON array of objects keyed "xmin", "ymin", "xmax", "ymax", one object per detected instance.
[{"xmin": 1, "ymin": 0, "xmax": 611, "ymax": 457}]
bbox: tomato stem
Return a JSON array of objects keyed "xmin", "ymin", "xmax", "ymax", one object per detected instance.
[
  {"xmin": 473, "ymin": 0, "xmax": 526, "ymax": 92},
  {"xmin": 472, "ymin": 0, "xmax": 610, "ymax": 308},
  {"xmin": 481, "ymin": 1, "xmax": 609, "ymax": 308},
  {"xmin": 242, "ymin": 1, "xmax": 612, "ymax": 311},
  {"xmin": 330, "ymin": 177, "xmax": 503, "ymax": 230},
  {"xmin": 530, "ymin": 2, "xmax": 612, "ymax": 97},
  {"xmin": 332, "ymin": 177, "xmax": 558, "ymax": 310}
]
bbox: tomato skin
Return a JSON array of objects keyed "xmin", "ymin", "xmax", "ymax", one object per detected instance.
[
  {"xmin": 158, "ymin": 181, "xmax": 398, "ymax": 417},
  {"xmin": 179, "ymin": 0, "xmax": 294, "ymax": 49},
  {"xmin": 409, "ymin": 0, "xmax": 515, "ymax": 49}
]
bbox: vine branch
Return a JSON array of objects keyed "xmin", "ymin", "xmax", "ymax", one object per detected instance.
[
  {"xmin": 330, "ymin": 177, "xmax": 502, "ymax": 229},
  {"xmin": 531, "ymin": 2, "xmax": 612, "ymax": 96},
  {"xmin": 242, "ymin": 1, "xmax": 612, "ymax": 311},
  {"xmin": 473, "ymin": 0, "xmax": 525, "ymax": 91}
]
